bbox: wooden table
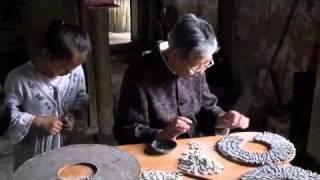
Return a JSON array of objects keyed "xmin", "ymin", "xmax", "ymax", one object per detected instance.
[{"xmin": 118, "ymin": 132, "xmax": 285, "ymax": 180}]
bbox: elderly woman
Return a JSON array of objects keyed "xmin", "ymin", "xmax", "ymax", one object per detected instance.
[
  {"xmin": 4, "ymin": 20, "xmax": 91, "ymax": 169},
  {"xmin": 114, "ymin": 14, "xmax": 249, "ymax": 144}
]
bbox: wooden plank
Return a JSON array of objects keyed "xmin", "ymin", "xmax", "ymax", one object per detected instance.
[
  {"xmin": 118, "ymin": 132, "xmax": 290, "ymax": 180},
  {"xmin": 79, "ymin": 0, "xmax": 99, "ymax": 130},
  {"xmin": 85, "ymin": 57, "xmax": 98, "ymax": 129},
  {"xmin": 109, "ymin": 0, "xmax": 130, "ymax": 32},
  {"xmin": 85, "ymin": 10, "xmax": 114, "ymax": 138},
  {"xmin": 130, "ymin": 0, "xmax": 138, "ymax": 42},
  {"xmin": 307, "ymin": 46, "xmax": 320, "ymax": 159},
  {"xmin": 162, "ymin": 0, "xmax": 218, "ymax": 29},
  {"xmin": 132, "ymin": 0, "xmax": 148, "ymax": 45}
]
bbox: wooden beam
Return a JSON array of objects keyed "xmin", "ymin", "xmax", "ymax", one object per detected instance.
[
  {"xmin": 131, "ymin": 0, "xmax": 148, "ymax": 46},
  {"xmin": 84, "ymin": 9, "xmax": 114, "ymax": 138},
  {"xmin": 78, "ymin": 0, "xmax": 99, "ymax": 131},
  {"xmin": 307, "ymin": 45, "xmax": 320, "ymax": 159}
]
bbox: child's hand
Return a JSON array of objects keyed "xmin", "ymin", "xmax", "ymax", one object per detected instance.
[
  {"xmin": 62, "ymin": 113, "xmax": 75, "ymax": 132},
  {"xmin": 33, "ymin": 116, "xmax": 63, "ymax": 135}
]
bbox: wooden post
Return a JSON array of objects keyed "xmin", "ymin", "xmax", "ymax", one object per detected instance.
[
  {"xmin": 131, "ymin": 0, "xmax": 148, "ymax": 45},
  {"xmin": 307, "ymin": 46, "xmax": 320, "ymax": 160},
  {"xmin": 78, "ymin": 0, "xmax": 99, "ymax": 134},
  {"xmin": 84, "ymin": 9, "xmax": 114, "ymax": 140}
]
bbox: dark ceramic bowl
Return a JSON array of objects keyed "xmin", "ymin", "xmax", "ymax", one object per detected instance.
[{"xmin": 150, "ymin": 139, "xmax": 177, "ymax": 154}]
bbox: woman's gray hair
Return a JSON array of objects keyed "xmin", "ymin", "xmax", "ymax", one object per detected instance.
[{"xmin": 168, "ymin": 14, "xmax": 219, "ymax": 62}]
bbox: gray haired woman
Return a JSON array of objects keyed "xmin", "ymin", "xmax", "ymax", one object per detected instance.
[{"xmin": 114, "ymin": 14, "xmax": 249, "ymax": 144}]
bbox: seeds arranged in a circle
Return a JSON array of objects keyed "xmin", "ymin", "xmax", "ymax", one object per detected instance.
[
  {"xmin": 216, "ymin": 132, "xmax": 296, "ymax": 166},
  {"xmin": 241, "ymin": 164, "xmax": 320, "ymax": 180}
]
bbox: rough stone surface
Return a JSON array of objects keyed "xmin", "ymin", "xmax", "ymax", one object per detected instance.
[{"xmin": 13, "ymin": 144, "xmax": 140, "ymax": 180}]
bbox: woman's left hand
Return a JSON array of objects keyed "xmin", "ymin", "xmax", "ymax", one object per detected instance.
[{"xmin": 216, "ymin": 110, "xmax": 250, "ymax": 129}]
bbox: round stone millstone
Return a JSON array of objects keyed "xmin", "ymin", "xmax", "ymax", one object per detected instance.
[
  {"xmin": 13, "ymin": 144, "xmax": 141, "ymax": 180},
  {"xmin": 216, "ymin": 132, "xmax": 296, "ymax": 166}
]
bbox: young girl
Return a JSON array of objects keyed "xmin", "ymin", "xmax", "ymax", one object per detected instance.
[{"xmin": 4, "ymin": 20, "xmax": 91, "ymax": 170}]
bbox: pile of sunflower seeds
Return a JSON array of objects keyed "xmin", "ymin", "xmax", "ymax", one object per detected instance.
[
  {"xmin": 178, "ymin": 141, "xmax": 223, "ymax": 175},
  {"xmin": 140, "ymin": 170, "xmax": 183, "ymax": 180},
  {"xmin": 241, "ymin": 164, "xmax": 320, "ymax": 180},
  {"xmin": 216, "ymin": 132, "xmax": 296, "ymax": 166}
]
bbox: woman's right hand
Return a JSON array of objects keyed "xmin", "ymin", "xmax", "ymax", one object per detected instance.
[
  {"xmin": 156, "ymin": 116, "xmax": 193, "ymax": 140},
  {"xmin": 33, "ymin": 116, "xmax": 63, "ymax": 135}
]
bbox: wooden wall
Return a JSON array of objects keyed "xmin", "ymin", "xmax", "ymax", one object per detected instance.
[
  {"xmin": 230, "ymin": 0, "xmax": 319, "ymax": 106},
  {"xmin": 23, "ymin": 0, "xmax": 79, "ymax": 57},
  {"xmin": 161, "ymin": 0, "xmax": 218, "ymax": 39},
  {"xmin": 226, "ymin": 1, "xmax": 320, "ymax": 166},
  {"xmin": 0, "ymin": 0, "xmax": 27, "ymax": 84},
  {"xmin": 109, "ymin": 0, "xmax": 130, "ymax": 32},
  {"xmin": 308, "ymin": 44, "xmax": 320, "ymax": 164}
]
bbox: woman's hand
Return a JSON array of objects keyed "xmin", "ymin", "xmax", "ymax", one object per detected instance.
[
  {"xmin": 156, "ymin": 116, "xmax": 193, "ymax": 140},
  {"xmin": 216, "ymin": 110, "xmax": 250, "ymax": 129},
  {"xmin": 33, "ymin": 116, "xmax": 63, "ymax": 135}
]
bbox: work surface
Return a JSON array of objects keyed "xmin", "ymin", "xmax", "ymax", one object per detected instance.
[{"xmin": 118, "ymin": 132, "xmax": 289, "ymax": 180}]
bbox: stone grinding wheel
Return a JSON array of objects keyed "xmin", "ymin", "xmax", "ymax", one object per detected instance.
[{"xmin": 13, "ymin": 144, "xmax": 141, "ymax": 180}]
